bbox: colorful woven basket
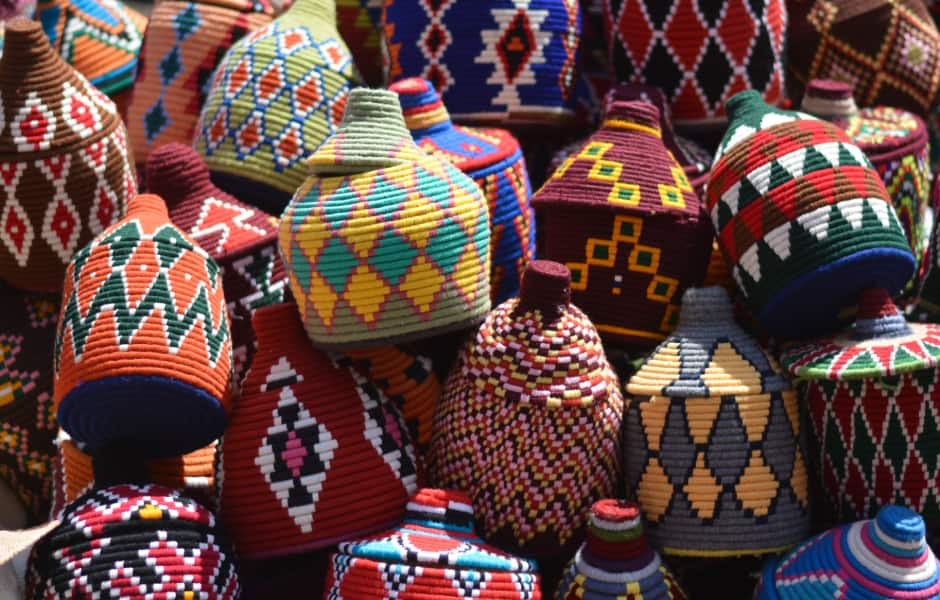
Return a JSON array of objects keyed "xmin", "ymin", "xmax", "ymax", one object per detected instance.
[
  {"xmin": 0, "ymin": 281, "xmax": 59, "ymax": 524},
  {"xmin": 754, "ymin": 505, "xmax": 940, "ymax": 599},
  {"xmin": 279, "ymin": 87, "xmax": 492, "ymax": 349},
  {"xmin": 34, "ymin": 0, "xmax": 146, "ymax": 107},
  {"xmin": 787, "ymin": 0, "xmax": 940, "ymax": 117},
  {"xmin": 391, "ymin": 77, "xmax": 535, "ymax": 304},
  {"xmin": 782, "ymin": 287, "xmax": 940, "ymax": 522},
  {"xmin": 195, "ymin": 0, "xmax": 360, "ymax": 215},
  {"xmin": 26, "ymin": 484, "xmax": 240, "ymax": 599},
  {"xmin": 52, "ymin": 433, "xmax": 216, "ymax": 516},
  {"xmin": 801, "ymin": 79, "xmax": 934, "ymax": 294},
  {"xmin": 218, "ymin": 301, "xmax": 418, "ymax": 559},
  {"xmin": 382, "ymin": 0, "xmax": 581, "ymax": 125},
  {"xmin": 532, "ymin": 100, "xmax": 713, "ymax": 350},
  {"xmin": 603, "ymin": 0, "xmax": 786, "ymax": 125},
  {"xmin": 428, "ymin": 260, "xmax": 623, "ymax": 559},
  {"xmin": 0, "ymin": 18, "xmax": 136, "ymax": 292},
  {"xmin": 126, "ymin": 0, "xmax": 275, "ymax": 167},
  {"xmin": 336, "ymin": 0, "xmax": 382, "ymax": 86},
  {"xmin": 54, "ymin": 193, "xmax": 233, "ymax": 459},
  {"xmin": 555, "ymin": 499, "xmax": 687, "ymax": 600},
  {"xmin": 549, "ymin": 84, "xmax": 712, "ymax": 197},
  {"xmin": 324, "ymin": 488, "xmax": 542, "ymax": 599},
  {"xmin": 146, "ymin": 143, "xmax": 288, "ymax": 381},
  {"xmin": 919, "ymin": 175, "xmax": 940, "ymax": 317},
  {"xmin": 625, "ymin": 286, "xmax": 810, "ymax": 557},
  {"xmin": 333, "ymin": 344, "xmax": 440, "ymax": 448},
  {"xmin": 708, "ymin": 90, "xmax": 915, "ymax": 339}
]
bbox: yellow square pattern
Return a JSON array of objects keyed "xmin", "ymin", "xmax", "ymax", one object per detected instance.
[
  {"xmin": 589, "ymin": 160, "xmax": 623, "ymax": 182},
  {"xmin": 647, "ymin": 275, "xmax": 679, "ymax": 303},
  {"xmin": 567, "ymin": 262, "xmax": 588, "ymax": 290},
  {"xmin": 608, "ymin": 182, "xmax": 641, "ymax": 207},
  {"xmin": 612, "ymin": 215, "xmax": 643, "ymax": 243},
  {"xmin": 629, "ymin": 245, "xmax": 661, "ymax": 274},
  {"xmin": 585, "ymin": 239, "xmax": 617, "ymax": 267},
  {"xmin": 658, "ymin": 184, "xmax": 686, "ymax": 208},
  {"xmin": 671, "ymin": 165, "xmax": 693, "ymax": 192},
  {"xmin": 578, "ymin": 141, "xmax": 613, "ymax": 160}
]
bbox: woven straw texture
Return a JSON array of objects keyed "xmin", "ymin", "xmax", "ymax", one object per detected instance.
[
  {"xmin": 126, "ymin": 0, "xmax": 274, "ymax": 166},
  {"xmin": 146, "ymin": 143, "xmax": 288, "ymax": 381},
  {"xmin": 802, "ymin": 80, "xmax": 934, "ymax": 294},
  {"xmin": 625, "ymin": 287, "xmax": 810, "ymax": 557},
  {"xmin": 336, "ymin": 0, "xmax": 382, "ymax": 85},
  {"xmin": 391, "ymin": 77, "xmax": 535, "ymax": 304},
  {"xmin": 0, "ymin": 18, "xmax": 136, "ymax": 292},
  {"xmin": 554, "ymin": 499, "xmax": 687, "ymax": 600},
  {"xmin": 755, "ymin": 505, "xmax": 940, "ymax": 599},
  {"xmin": 787, "ymin": 0, "xmax": 940, "ymax": 117},
  {"xmin": 708, "ymin": 90, "xmax": 915, "ymax": 339},
  {"xmin": 382, "ymin": 0, "xmax": 581, "ymax": 124},
  {"xmin": 54, "ymin": 194, "xmax": 233, "ymax": 459},
  {"xmin": 782, "ymin": 288, "xmax": 940, "ymax": 522},
  {"xmin": 26, "ymin": 484, "xmax": 240, "ymax": 599},
  {"xmin": 548, "ymin": 84, "xmax": 713, "ymax": 197},
  {"xmin": 919, "ymin": 174, "xmax": 940, "ymax": 316},
  {"xmin": 34, "ymin": 0, "xmax": 146, "ymax": 97},
  {"xmin": 218, "ymin": 301, "xmax": 418, "ymax": 559},
  {"xmin": 533, "ymin": 100, "xmax": 712, "ymax": 351},
  {"xmin": 0, "ymin": 282, "xmax": 59, "ymax": 524},
  {"xmin": 325, "ymin": 488, "xmax": 541, "ymax": 599},
  {"xmin": 333, "ymin": 344, "xmax": 440, "ymax": 447},
  {"xmin": 603, "ymin": 0, "xmax": 785, "ymax": 124},
  {"xmin": 429, "ymin": 261, "xmax": 623, "ymax": 559},
  {"xmin": 195, "ymin": 0, "xmax": 360, "ymax": 215},
  {"xmin": 53, "ymin": 434, "xmax": 216, "ymax": 515},
  {"xmin": 279, "ymin": 88, "xmax": 492, "ymax": 349}
]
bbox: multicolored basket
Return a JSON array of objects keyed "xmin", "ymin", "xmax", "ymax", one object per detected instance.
[
  {"xmin": 548, "ymin": 84, "xmax": 712, "ymax": 199},
  {"xmin": 324, "ymin": 488, "xmax": 542, "ymax": 599},
  {"xmin": 26, "ymin": 484, "xmax": 240, "ymax": 599},
  {"xmin": 391, "ymin": 77, "xmax": 535, "ymax": 304},
  {"xmin": 382, "ymin": 0, "xmax": 581, "ymax": 125},
  {"xmin": 625, "ymin": 286, "xmax": 810, "ymax": 557},
  {"xmin": 218, "ymin": 301, "xmax": 418, "ymax": 559},
  {"xmin": 333, "ymin": 344, "xmax": 440, "ymax": 448},
  {"xmin": 782, "ymin": 287, "xmax": 940, "ymax": 523},
  {"xmin": 279, "ymin": 87, "xmax": 492, "ymax": 349},
  {"xmin": 754, "ymin": 505, "xmax": 940, "ymax": 599},
  {"xmin": 52, "ymin": 433, "xmax": 217, "ymax": 516},
  {"xmin": 429, "ymin": 260, "xmax": 623, "ymax": 559},
  {"xmin": 146, "ymin": 143, "xmax": 288, "ymax": 381},
  {"xmin": 555, "ymin": 499, "xmax": 687, "ymax": 600},
  {"xmin": 34, "ymin": 0, "xmax": 146, "ymax": 109},
  {"xmin": 336, "ymin": 0, "xmax": 382, "ymax": 85},
  {"xmin": 54, "ymin": 194, "xmax": 233, "ymax": 459},
  {"xmin": 708, "ymin": 90, "xmax": 915, "ymax": 339},
  {"xmin": 0, "ymin": 281, "xmax": 59, "ymax": 523},
  {"xmin": 195, "ymin": 0, "xmax": 360, "ymax": 215},
  {"xmin": 918, "ymin": 175, "xmax": 940, "ymax": 317},
  {"xmin": 532, "ymin": 100, "xmax": 713, "ymax": 350},
  {"xmin": 787, "ymin": 0, "xmax": 940, "ymax": 117},
  {"xmin": 126, "ymin": 0, "xmax": 275, "ymax": 167},
  {"xmin": 603, "ymin": 0, "xmax": 786, "ymax": 125},
  {"xmin": 0, "ymin": 18, "xmax": 136, "ymax": 292},
  {"xmin": 801, "ymin": 79, "xmax": 934, "ymax": 294}
]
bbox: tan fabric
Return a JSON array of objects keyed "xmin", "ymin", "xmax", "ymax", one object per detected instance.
[{"xmin": 0, "ymin": 521, "xmax": 57, "ymax": 600}]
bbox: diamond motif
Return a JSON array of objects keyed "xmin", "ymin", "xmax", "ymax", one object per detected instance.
[
  {"xmin": 257, "ymin": 357, "xmax": 335, "ymax": 534},
  {"xmin": 236, "ymin": 111, "xmax": 264, "ymax": 156},
  {"xmin": 12, "ymin": 93, "xmax": 56, "ymax": 153},
  {"xmin": 695, "ymin": 37, "xmax": 734, "ymax": 109},
  {"xmin": 353, "ymin": 370, "xmax": 418, "ymax": 490},
  {"xmin": 0, "ymin": 198, "xmax": 33, "ymax": 267},
  {"xmin": 271, "ymin": 121, "xmax": 305, "ymax": 171},
  {"xmin": 277, "ymin": 27, "xmax": 313, "ymax": 56},
  {"xmin": 89, "ymin": 182, "xmax": 119, "ymax": 235},
  {"xmin": 41, "ymin": 196, "xmax": 80, "ymax": 264},
  {"xmin": 478, "ymin": 0, "xmax": 550, "ymax": 110},
  {"xmin": 62, "ymin": 83, "xmax": 101, "ymax": 139},
  {"xmin": 291, "ymin": 70, "xmax": 325, "ymax": 118},
  {"xmin": 143, "ymin": 100, "xmax": 169, "ymax": 142},
  {"xmin": 643, "ymin": 39, "xmax": 684, "ymax": 99},
  {"xmin": 254, "ymin": 60, "xmax": 286, "ymax": 106}
]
